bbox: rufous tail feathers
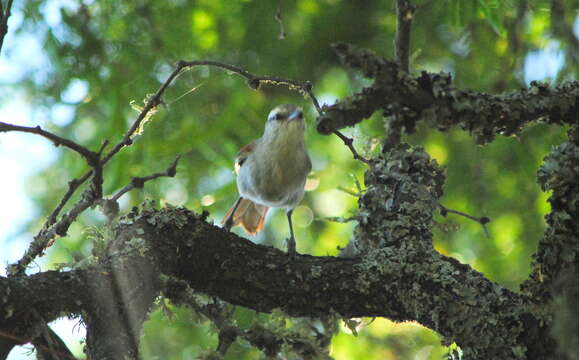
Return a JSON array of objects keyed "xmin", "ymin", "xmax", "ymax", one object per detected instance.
[{"xmin": 221, "ymin": 198, "xmax": 269, "ymax": 235}]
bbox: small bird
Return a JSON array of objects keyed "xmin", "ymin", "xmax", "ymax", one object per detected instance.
[{"xmin": 222, "ymin": 104, "xmax": 312, "ymax": 256}]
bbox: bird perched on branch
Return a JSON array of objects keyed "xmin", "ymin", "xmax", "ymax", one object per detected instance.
[{"xmin": 222, "ymin": 104, "xmax": 311, "ymax": 256}]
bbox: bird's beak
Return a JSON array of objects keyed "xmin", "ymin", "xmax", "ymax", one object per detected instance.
[{"xmin": 288, "ymin": 109, "xmax": 304, "ymax": 121}]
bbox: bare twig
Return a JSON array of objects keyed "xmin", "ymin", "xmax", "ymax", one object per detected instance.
[
  {"xmin": 0, "ymin": 0, "xmax": 14, "ymax": 54},
  {"xmin": 162, "ymin": 277, "xmax": 331, "ymax": 359},
  {"xmin": 9, "ymin": 63, "xmax": 189, "ymax": 274},
  {"xmin": 394, "ymin": 0, "xmax": 415, "ymax": 73},
  {"xmin": 550, "ymin": 0, "xmax": 579, "ymax": 63},
  {"xmin": 2, "ymin": 124, "xmax": 105, "ymax": 274},
  {"xmin": 275, "ymin": 0, "xmax": 286, "ymax": 40},
  {"xmin": 44, "ymin": 176, "xmax": 89, "ymax": 228},
  {"xmin": 32, "ymin": 325, "xmax": 77, "ymax": 360},
  {"xmin": 439, "ymin": 203, "xmax": 491, "ymax": 237},
  {"xmin": 101, "ymin": 66, "xmax": 187, "ymax": 165},
  {"xmin": 332, "ymin": 129, "xmax": 372, "ymax": 164},
  {"xmin": 176, "ymin": 60, "xmax": 369, "ymax": 164},
  {"xmin": 0, "ymin": 122, "xmax": 98, "ymax": 164},
  {"xmin": 10, "ymin": 173, "xmax": 104, "ymax": 275},
  {"xmin": 110, "ymin": 155, "xmax": 181, "ymax": 203}
]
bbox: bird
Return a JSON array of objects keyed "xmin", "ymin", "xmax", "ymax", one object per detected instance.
[{"xmin": 222, "ymin": 104, "xmax": 312, "ymax": 256}]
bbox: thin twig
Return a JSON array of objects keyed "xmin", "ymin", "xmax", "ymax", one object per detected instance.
[
  {"xmin": 0, "ymin": 122, "xmax": 98, "ymax": 163},
  {"xmin": 439, "ymin": 203, "xmax": 491, "ymax": 237},
  {"xmin": 176, "ymin": 60, "xmax": 370, "ymax": 164},
  {"xmin": 44, "ymin": 176, "xmax": 88, "ymax": 228},
  {"xmin": 101, "ymin": 64, "xmax": 188, "ymax": 165},
  {"xmin": 110, "ymin": 155, "xmax": 181, "ymax": 203},
  {"xmin": 332, "ymin": 129, "xmax": 372, "ymax": 165},
  {"xmin": 275, "ymin": 0, "xmax": 286, "ymax": 40},
  {"xmin": 550, "ymin": 0, "xmax": 579, "ymax": 63},
  {"xmin": 0, "ymin": 0, "xmax": 14, "ymax": 54},
  {"xmin": 394, "ymin": 0, "xmax": 415, "ymax": 73},
  {"xmin": 32, "ymin": 324, "xmax": 78, "ymax": 360},
  {"xmin": 11, "ymin": 64, "xmax": 190, "ymax": 274}
]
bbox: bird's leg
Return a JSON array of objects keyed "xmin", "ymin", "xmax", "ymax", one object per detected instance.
[
  {"xmin": 224, "ymin": 197, "xmax": 243, "ymax": 231},
  {"xmin": 286, "ymin": 209, "xmax": 297, "ymax": 257}
]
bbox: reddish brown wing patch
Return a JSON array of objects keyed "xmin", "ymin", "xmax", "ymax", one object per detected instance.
[
  {"xmin": 235, "ymin": 141, "xmax": 255, "ymax": 173},
  {"xmin": 239, "ymin": 143, "xmax": 254, "ymax": 154}
]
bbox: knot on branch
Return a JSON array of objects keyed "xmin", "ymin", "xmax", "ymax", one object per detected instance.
[{"xmin": 350, "ymin": 145, "xmax": 445, "ymax": 254}]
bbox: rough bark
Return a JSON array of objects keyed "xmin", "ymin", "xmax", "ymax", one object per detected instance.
[
  {"xmin": 316, "ymin": 43, "xmax": 579, "ymax": 145},
  {"xmin": 0, "ymin": 141, "xmax": 566, "ymax": 359}
]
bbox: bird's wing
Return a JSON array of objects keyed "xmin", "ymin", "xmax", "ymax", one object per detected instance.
[{"xmin": 234, "ymin": 140, "xmax": 257, "ymax": 174}]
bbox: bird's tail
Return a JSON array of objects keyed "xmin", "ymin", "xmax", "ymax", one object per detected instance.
[{"xmin": 221, "ymin": 198, "xmax": 269, "ymax": 235}]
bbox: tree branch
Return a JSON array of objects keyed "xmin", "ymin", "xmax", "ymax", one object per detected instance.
[
  {"xmin": 31, "ymin": 326, "xmax": 77, "ymax": 360},
  {"xmin": 177, "ymin": 60, "xmax": 370, "ymax": 164},
  {"xmin": 316, "ymin": 43, "xmax": 579, "ymax": 145},
  {"xmin": 550, "ymin": 0, "xmax": 579, "ymax": 64},
  {"xmin": 0, "ymin": 204, "xmax": 552, "ymax": 359},
  {"xmin": 522, "ymin": 142, "xmax": 579, "ymax": 304},
  {"xmin": 0, "ymin": 0, "xmax": 14, "ymax": 54},
  {"xmin": 110, "ymin": 155, "xmax": 181, "ymax": 203},
  {"xmin": 0, "ymin": 122, "xmax": 99, "ymax": 164},
  {"xmin": 394, "ymin": 0, "xmax": 415, "ymax": 73}
]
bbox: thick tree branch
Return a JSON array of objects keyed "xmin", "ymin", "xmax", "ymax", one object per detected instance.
[
  {"xmin": 0, "ymin": 203, "xmax": 551, "ymax": 359},
  {"xmin": 522, "ymin": 142, "xmax": 579, "ymax": 304},
  {"xmin": 316, "ymin": 43, "xmax": 579, "ymax": 145},
  {"xmin": 0, "ymin": 145, "xmax": 554, "ymax": 360}
]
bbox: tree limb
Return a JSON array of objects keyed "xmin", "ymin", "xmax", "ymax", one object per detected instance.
[
  {"xmin": 110, "ymin": 155, "xmax": 181, "ymax": 203},
  {"xmin": 394, "ymin": 0, "xmax": 415, "ymax": 73},
  {"xmin": 316, "ymin": 43, "xmax": 579, "ymax": 145},
  {"xmin": 0, "ymin": 122, "xmax": 99, "ymax": 163},
  {"xmin": 550, "ymin": 0, "xmax": 579, "ymax": 64},
  {"xmin": 31, "ymin": 326, "xmax": 77, "ymax": 360},
  {"xmin": 0, "ymin": 204, "xmax": 552, "ymax": 359},
  {"xmin": 0, "ymin": 0, "xmax": 14, "ymax": 54},
  {"xmin": 522, "ymin": 142, "xmax": 579, "ymax": 304}
]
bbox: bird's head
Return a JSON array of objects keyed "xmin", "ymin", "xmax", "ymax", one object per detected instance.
[
  {"xmin": 267, "ymin": 104, "xmax": 304, "ymax": 123},
  {"xmin": 264, "ymin": 104, "xmax": 305, "ymax": 137}
]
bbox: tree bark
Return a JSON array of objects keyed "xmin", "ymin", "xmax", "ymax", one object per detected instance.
[{"xmin": 0, "ymin": 145, "xmax": 564, "ymax": 359}]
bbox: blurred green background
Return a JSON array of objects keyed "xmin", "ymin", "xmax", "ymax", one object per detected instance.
[{"xmin": 1, "ymin": 0, "xmax": 576, "ymax": 358}]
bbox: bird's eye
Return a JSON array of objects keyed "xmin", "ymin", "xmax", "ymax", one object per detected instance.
[{"xmin": 275, "ymin": 112, "xmax": 283, "ymax": 120}]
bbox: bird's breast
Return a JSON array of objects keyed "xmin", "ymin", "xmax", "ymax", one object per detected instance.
[{"xmin": 237, "ymin": 143, "xmax": 310, "ymax": 208}]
